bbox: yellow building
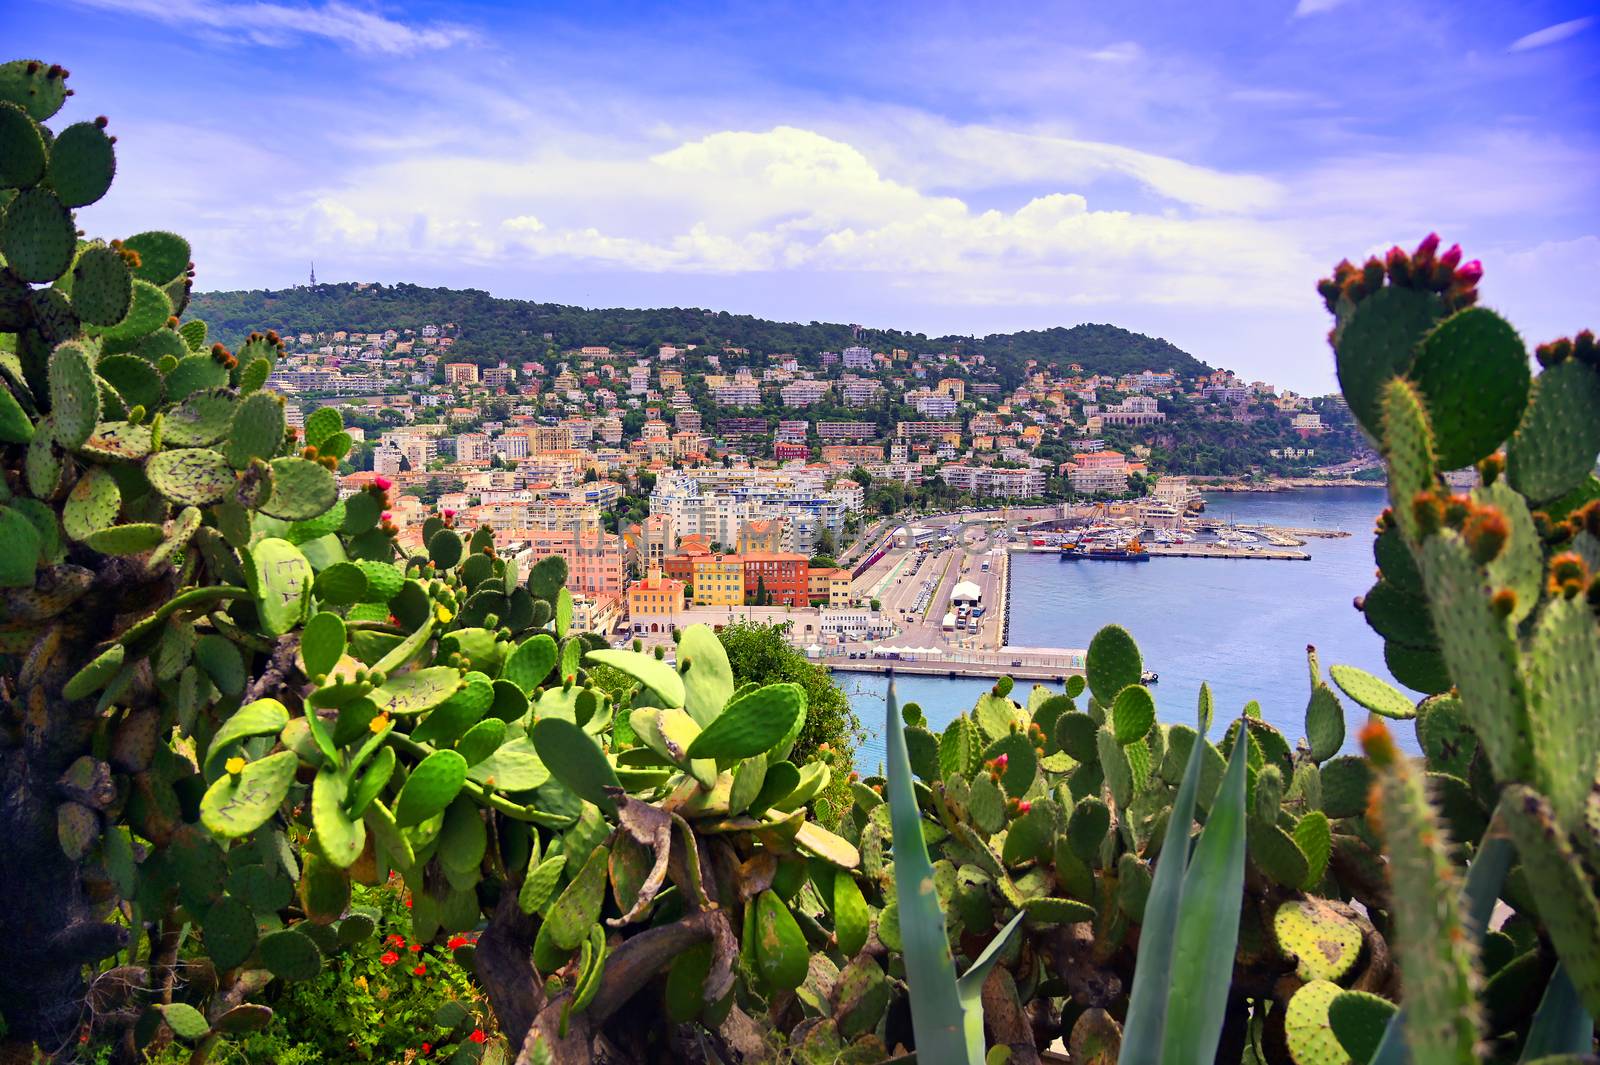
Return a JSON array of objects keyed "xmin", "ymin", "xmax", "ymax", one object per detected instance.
[
  {"xmin": 691, "ymin": 555, "xmax": 745, "ymax": 607},
  {"xmin": 628, "ymin": 570, "xmax": 685, "ymax": 633},
  {"xmin": 807, "ymin": 567, "xmax": 853, "ymax": 606}
]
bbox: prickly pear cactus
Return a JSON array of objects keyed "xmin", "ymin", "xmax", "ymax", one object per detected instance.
[{"xmin": 0, "ymin": 58, "xmax": 869, "ymax": 1065}]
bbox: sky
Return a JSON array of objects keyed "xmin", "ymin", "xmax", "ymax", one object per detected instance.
[{"xmin": 14, "ymin": 0, "xmax": 1600, "ymax": 392}]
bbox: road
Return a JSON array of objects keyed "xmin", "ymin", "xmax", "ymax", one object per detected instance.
[{"xmin": 848, "ymin": 516, "xmax": 1010, "ymax": 654}]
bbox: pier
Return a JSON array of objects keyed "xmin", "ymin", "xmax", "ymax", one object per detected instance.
[{"xmin": 826, "ymin": 646, "xmax": 1084, "ymax": 682}]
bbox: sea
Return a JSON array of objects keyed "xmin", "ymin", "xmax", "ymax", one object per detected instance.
[{"xmin": 844, "ymin": 487, "xmax": 1412, "ymax": 772}]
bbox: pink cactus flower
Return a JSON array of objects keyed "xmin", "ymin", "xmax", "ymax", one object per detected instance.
[
  {"xmin": 442, "ymin": 508, "xmax": 456, "ymax": 519},
  {"xmin": 1414, "ymin": 232, "xmax": 1441, "ymax": 261},
  {"xmin": 993, "ymin": 753, "xmax": 1009, "ymax": 768},
  {"xmin": 1455, "ymin": 260, "xmax": 1483, "ymax": 286},
  {"xmin": 1437, "ymin": 243, "xmax": 1462, "ymax": 272},
  {"xmin": 381, "ymin": 512, "xmax": 392, "ymax": 522},
  {"xmin": 373, "ymin": 475, "xmax": 393, "ymax": 491}
]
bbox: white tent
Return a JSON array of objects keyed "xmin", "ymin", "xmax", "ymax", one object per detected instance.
[{"xmin": 951, "ymin": 580, "xmax": 982, "ymax": 604}]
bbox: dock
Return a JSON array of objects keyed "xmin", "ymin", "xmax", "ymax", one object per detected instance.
[
  {"xmin": 828, "ymin": 657, "xmax": 1083, "ymax": 682},
  {"xmin": 1143, "ymin": 543, "xmax": 1310, "ymax": 560}
]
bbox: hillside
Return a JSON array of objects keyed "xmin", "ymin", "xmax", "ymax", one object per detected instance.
[{"xmin": 187, "ymin": 283, "xmax": 1212, "ymax": 385}]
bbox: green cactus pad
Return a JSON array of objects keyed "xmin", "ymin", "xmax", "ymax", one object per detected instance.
[
  {"xmin": 585, "ymin": 647, "xmax": 685, "ymax": 707},
  {"xmin": 544, "ymin": 845, "xmax": 609, "ymax": 950},
  {"xmin": 224, "ymin": 391, "xmax": 285, "ymax": 469},
  {"xmin": 301, "ymin": 406, "xmax": 342, "ymax": 451},
  {"xmin": 1326, "ymin": 990, "xmax": 1397, "ymax": 1064},
  {"xmin": 436, "ymin": 796, "xmax": 487, "ymax": 874},
  {"xmin": 1295, "ymin": 811, "xmax": 1333, "ymax": 888},
  {"xmin": 0, "ymin": 61, "xmax": 69, "ymax": 120},
  {"xmin": 1382, "ymin": 640, "xmax": 1451, "ymax": 696},
  {"xmin": 940, "ymin": 715, "xmax": 979, "ymax": 779},
  {"xmin": 527, "ymin": 719, "xmax": 617, "ymax": 814},
  {"xmin": 1327, "ymin": 664, "xmax": 1416, "ymax": 719},
  {"xmin": 312, "ymin": 561, "xmax": 367, "ymax": 605},
  {"xmin": 1086, "ymin": 624, "xmax": 1142, "ymax": 705},
  {"xmin": 62, "ymin": 643, "xmax": 124, "ymax": 700},
  {"xmin": 145, "ymin": 447, "xmax": 231, "ymax": 506},
  {"xmin": 1284, "ymin": 979, "xmax": 1353, "ymax": 1065},
  {"xmin": 1056, "ymin": 711, "xmax": 1100, "ymax": 764},
  {"xmin": 428, "ymin": 526, "xmax": 463, "ymax": 569},
  {"xmin": 1111, "ymin": 684, "xmax": 1156, "ymax": 744},
  {"xmin": 518, "ymin": 852, "xmax": 566, "ymax": 915},
  {"xmin": 1507, "ymin": 359, "xmax": 1600, "ymax": 503},
  {"xmin": 1380, "ymin": 377, "xmax": 1438, "ymax": 542},
  {"xmin": 62, "ymin": 466, "xmax": 120, "ymax": 542},
  {"xmin": 1274, "ymin": 898, "xmax": 1362, "ymax": 982},
  {"xmin": 158, "ymin": 388, "xmax": 232, "ymax": 446},
  {"xmin": 526, "ymin": 553, "xmax": 568, "ymax": 600},
  {"xmin": 69, "ymin": 245, "xmax": 132, "ymax": 326},
  {"xmin": 833, "ymin": 955, "xmax": 889, "ymax": 1040},
  {"xmin": 829, "ymin": 872, "xmax": 870, "ymax": 957},
  {"xmin": 1414, "ymin": 694, "xmax": 1475, "ymax": 778},
  {"xmin": 46, "ymin": 121, "xmax": 116, "ymax": 208},
  {"xmin": 96, "ymin": 353, "xmax": 161, "ymax": 412},
  {"xmin": 1500, "ymin": 787, "xmax": 1600, "ymax": 1017},
  {"xmin": 678, "ymin": 623, "xmax": 735, "ymax": 727},
  {"xmin": 162, "ymin": 353, "xmax": 226, "ymax": 402},
  {"xmin": 48, "ymin": 340, "xmax": 99, "ymax": 449},
  {"xmin": 258, "ymin": 928, "xmax": 324, "ymax": 982},
  {"xmin": 1359, "ymin": 578, "xmax": 1436, "ymax": 651},
  {"xmin": 686, "ymin": 682, "xmax": 804, "ymax": 760},
  {"xmin": 1248, "ymin": 820, "xmax": 1310, "ymax": 888},
  {"xmin": 1336, "ymin": 285, "xmax": 1442, "ymax": 435},
  {"xmin": 201, "ymin": 895, "xmax": 258, "ymax": 971},
  {"xmin": 259, "ymin": 457, "xmax": 336, "ymax": 520},
  {"xmin": 1068, "ymin": 796, "xmax": 1111, "ymax": 864},
  {"xmin": 967, "ymin": 771, "xmax": 1007, "ymax": 833},
  {"xmin": 0, "ymin": 102, "xmax": 46, "ymax": 189},
  {"xmin": 973, "ymin": 690, "xmax": 1020, "ymax": 741},
  {"xmin": 0, "ymin": 187, "xmax": 75, "ymax": 282},
  {"xmin": 1305, "ymin": 684, "xmax": 1345, "ymax": 765},
  {"xmin": 1318, "ymin": 756, "xmax": 1372, "ymax": 820},
  {"xmin": 368, "ymin": 667, "xmax": 462, "ymax": 718},
  {"xmin": 1096, "ymin": 726, "xmax": 1134, "ymax": 809},
  {"xmin": 248, "ymin": 537, "xmax": 312, "ymax": 636},
  {"xmin": 121, "ymin": 231, "xmax": 190, "ymax": 286},
  {"xmin": 753, "ymin": 888, "xmax": 809, "ymax": 992},
  {"xmin": 1410, "ymin": 309, "xmax": 1530, "ymax": 467},
  {"xmin": 81, "ymin": 522, "xmax": 162, "ymax": 555},
  {"xmin": 393, "ymin": 749, "xmax": 468, "ymax": 827},
  {"xmin": 310, "ymin": 770, "xmax": 365, "ymax": 869},
  {"xmin": 984, "ymin": 732, "xmax": 1039, "ymax": 799},
  {"xmin": 200, "ymin": 750, "xmax": 298, "ymax": 837},
  {"xmin": 1022, "ymin": 896, "xmax": 1097, "ymax": 925},
  {"xmin": 503, "ymin": 632, "xmax": 558, "ymax": 693}
]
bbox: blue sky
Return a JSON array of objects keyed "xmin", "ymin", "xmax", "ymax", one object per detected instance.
[{"xmin": 16, "ymin": 0, "xmax": 1600, "ymax": 391}]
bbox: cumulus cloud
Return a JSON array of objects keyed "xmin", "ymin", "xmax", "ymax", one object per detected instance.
[
  {"xmin": 1509, "ymin": 16, "xmax": 1595, "ymax": 52},
  {"xmin": 65, "ymin": 0, "xmax": 474, "ymax": 53}
]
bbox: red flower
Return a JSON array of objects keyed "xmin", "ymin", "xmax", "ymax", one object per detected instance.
[
  {"xmin": 404, "ymin": 896, "xmax": 413, "ymax": 908},
  {"xmin": 409, "ymin": 942, "xmax": 423, "ymax": 953},
  {"xmin": 447, "ymin": 935, "xmax": 468, "ymax": 950},
  {"xmin": 413, "ymin": 963, "xmax": 427, "ymax": 976},
  {"xmin": 386, "ymin": 933, "xmax": 405, "ymax": 947},
  {"xmin": 373, "ymin": 475, "xmax": 393, "ymax": 491},
  {"xmin": 422, "ymin": 1043, "xmax": 432, "ymax": 1055},
  {"xmin": 380, "ymin": 951, "xmax": 400, "ymax": 966},
  {"xmin": 469, "ymin": 1030, "xmax": 486, "ymax": 1045}
]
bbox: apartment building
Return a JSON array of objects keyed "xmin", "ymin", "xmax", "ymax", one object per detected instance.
[
  {"xmin": 939, "ymin": 464, "xmax": 1047, "ymax": 497},
  {"xmin": 691, "ymin": 555, "xmax": 745, "ymax": 607}
]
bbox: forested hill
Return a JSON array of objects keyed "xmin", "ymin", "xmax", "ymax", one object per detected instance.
[{"xmin": 187, "ymin": 283, "xmax": 1212, "ymax": 384}]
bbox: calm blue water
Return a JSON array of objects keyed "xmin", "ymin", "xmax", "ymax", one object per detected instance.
[{"xmin": 847, "ymin": 488, "xmax": 1405, "ymax": 770}]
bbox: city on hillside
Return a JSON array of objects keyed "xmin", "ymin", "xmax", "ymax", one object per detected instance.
[{"xmin": 199, "ymin": 282, "xmax": 1381, "ymax": 650}]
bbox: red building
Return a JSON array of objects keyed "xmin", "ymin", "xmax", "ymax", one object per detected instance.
[
  {"xmin": 741, "ymin": 551, "xmax": 809, "ymax": 607},
  {"xmin": 773, "ymin": 441, "xmax": 811, "ymax": 461}
]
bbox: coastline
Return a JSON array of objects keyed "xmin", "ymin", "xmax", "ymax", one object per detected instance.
[{"xmin": 1192, "ymin": 476, "xmax": 1383, "ymax": 493}]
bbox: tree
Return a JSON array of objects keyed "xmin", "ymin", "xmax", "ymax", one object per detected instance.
[{"xmin": 813, "ymin": 529, "xmax": 837, "ymax": 557}]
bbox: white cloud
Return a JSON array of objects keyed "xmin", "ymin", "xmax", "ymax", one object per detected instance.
[
  {"xmin": 1089, "ymin": 41, "xmax": 1143, "ymax": 62},
  {"xmin": 1509, "ymin": 16, "xmax": 1595, "ymax": 52},
  {"xmin": 66, "ymin": 0, "xmax": 474, "ymax": 54},
  {"xmin": 1293, "ymin": 0, "xmax": 1354, "ymax": 16}
]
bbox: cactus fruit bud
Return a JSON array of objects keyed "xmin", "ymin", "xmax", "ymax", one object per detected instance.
[
  {"xmin": 1384, "ymin": 245, "xmax": 1411, "ymax": 286},
  {"xmin": 1463, "ymin": 507, "xmax": 1510, "ymax": 565},
  {"xmin": 1549, "ymin": 553, "xmax": 1590, "ymax": 599},
  {"xmin": 1453, "ymin": 259, "xmax": 1482, "ymax": 288},
  {"xmin": 1412, "ymin": 492, "xmax": 1445, "ymax": 536},
  {"xmin": 1490, "ymin": 588, "xmax": 1517, "ymax": 619},
  {"xmin": 1017, "ymin": 800, "xmax": 1031, "ymax": 814},
  {"xmin": 1413, "ymin": 232, "xmax": 1441, "ymax": 274},
  {"xmin": 994, "ymin": 753, "xmax": 1009, "ymax": 769},
  {"xmin": 1574, "ymin": 329, "xmax": 1597, "ymax": 366},
  {"xmin": 373, "ymin": 475, "xmax": 393, "ymax": 491},
  {"xmin": 1536, "ymin": 337, "xmax": 1574, "ymax": 368},
  {"xmin": 1476, "ymin": 451, "xmax": 1505, "ymax": 486},
  {"xmin": 302, "ymin": 446, "xmax": 318, "ymax": 460},
  {"xmin": 1442, "ymin": 494, "xmax": 1473, "ymax": 530},
  {"xmin": 1361, "ymin": 256, "xmax": 1385, "ymax": 292},
  {"xmin": 1358, "ymin": 718, "xmax": 1398, "ymax": 768},
  {"xmin": 225, "ymin": 756, "xmax": 246, "ymax": 775},
  {"xmin": 1437, "ymin": 243, "xmax": 1462, "ymax": 273},
  {"xmin": 654, "ymin": 645, "xmax": 665, "ymax": 660}
]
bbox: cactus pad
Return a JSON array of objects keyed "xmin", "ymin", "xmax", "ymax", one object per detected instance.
[
  {"xmin": 503, "ymin": 633, "xmax": 557, "ymax": 694},
  {"xmin": 259, "ymin": 457, "xmax": 337, "ymax": 520},
  {"xmin": 70, "ymin": 245, "xmax": 132, "ymax": 326},
  {"xmin": 585, "ymin": 647, "xmax": 685, "ymax": 707},
  {"xmin": 1285, "ymin": 980, "xmax": 1354, "ymax": 1065},
  {"xmin": 1086, "ymin": 624, "xmax": 1141, "ymax": 705},
  {"xmin": 258, "ymin": 928, "xmax": 323, "ymax": 982},
  {"xmin": 546, "ymin": 845, "xmax": 610, "ymax": 950},
  {"xmin": 203, "ymin": 895, "xmax": 258, "ymax": 971},
  {"xmin": 1097, "ymin": 726, "xmax": 1134, "ymax": 809},
  {"xmin": 1112, "ymin": 684, "xmax": 1156, "ymax": 744},
  {"xmin": 1507, "ymin": 359, "xmax": 1600, "ymax": 504},
  {"xmin": 0, "ymin": 187, "xmax": 75, "ymax": 281},
  {"xmin": 0, "ymin": 101, "xmax": 46, "ymax": 188},
  {"xmin": 1335, "ymin": 284, "xmax": 1442, "ymax": 438},
  {"xmin": 687, "ymin": 682, "xmax": 805, "ymax": 760},
  {"xmin": 199, "ymin": 750, "xmax": 298, "ymax": 837},
  {"xmin": 1319, "ymin": 755, "xmax": 1373, "ymax": 820},
  {"xmin": 1327, "ymin": 664, "xmax": 1415, "ymax": 719},
  {"xmin": 48, "ymin": 340, "xmax": 100, "ymax": 449},
  {"xmin": 393, "ymin": 748, "xmax": 467, "ymax": 827},
  {"xmin": 63, "ymin": 465, "xmax": 120, "ymax": 541},
  {"xmin": 46, "ymin": 120, "xmax": 116, "ymax": 208},
  {"xmin": 1327, "ymin": 990, "xmax": 1397, "ymax": 1064},
  {"xmin": 145, "ymin": 446, "xmax": 233, "ymax": 507},
  {"xmin": 121, "ymin": 230, "xmax": 190, "ymax": 286},
  {"xmin": 678, "ymin": 623, "xmax": 735, "ymax": 727},
  {"xmin": 1274, "ymin": 898, "xmax": 1363, "ymax": 982},
  {"xmin": 224, "ymin": 391, "xmax": 284, "ymax": 469},
  {"xmin": 753, "ymin": 888, "xmax": 809, "ymax": 992},
  {"xmin": 1294, "ymin": 810, "xmax": 1333, "ymax": 888}
]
